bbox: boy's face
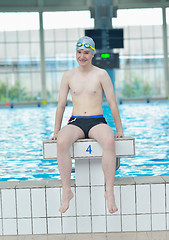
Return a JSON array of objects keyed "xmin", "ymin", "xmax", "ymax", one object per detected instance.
[{"xmin": 76, "ymin": 49, "xmax": 94, "ymax": 66}]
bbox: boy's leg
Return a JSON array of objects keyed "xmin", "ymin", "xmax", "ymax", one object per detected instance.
[
  {"xmin": 88, "ymin": 124, "xmax": 117, "ymax": 214},
  {"xmin": 57, "ymin": 125, "xmax": 85, "ymax": 213}
]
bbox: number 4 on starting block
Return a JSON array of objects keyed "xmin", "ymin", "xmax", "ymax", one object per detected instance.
[{"xmin": 86, "ymin": 145, "xmax": 92, "ymax": 154}]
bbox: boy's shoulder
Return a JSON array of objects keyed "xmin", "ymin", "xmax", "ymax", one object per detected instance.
[
  {"xmin": 93, "ymin": 65, "xmax": 109, "ymax": 77},
  {"xmin": 64, "ymin": 68, "xmax": 76, "ymax": 78}
]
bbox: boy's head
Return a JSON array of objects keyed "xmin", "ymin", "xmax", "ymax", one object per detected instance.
[{"xmin": 75, "ymin": 36, "xmax": 96, "ymax": 55}]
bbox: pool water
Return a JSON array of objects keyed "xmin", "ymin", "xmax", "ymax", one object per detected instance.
[{"xmin": 0, "ymin": 101, "xmax": 169, "ymax": 181}]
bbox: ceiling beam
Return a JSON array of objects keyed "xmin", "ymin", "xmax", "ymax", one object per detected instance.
[
  {"xmin": 0, "ymin": 0, "xmax": 169, "ymax": 12},
  {"xmin": 117, "ymin": 1, "xmax": 169, "ymax": 9},
  {"xmin": 0, "ymin": 0, "xmax": 91, "ymax": 12}
]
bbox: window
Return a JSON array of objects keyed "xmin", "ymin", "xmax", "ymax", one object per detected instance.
[
  {"xmin": 113, "ymin": 8, "xmax": 164, "ymax": 98},
  {"xmin": 0, "ymin": 13, "xmax": 40, "ymax": 103}
]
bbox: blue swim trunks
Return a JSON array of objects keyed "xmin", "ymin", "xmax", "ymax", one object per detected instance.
[{"xmin": 68, "ymin": 115, "xmax": 107, "ymax": 138}]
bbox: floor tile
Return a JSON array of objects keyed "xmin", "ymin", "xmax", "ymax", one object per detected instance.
[
  {"xmin": 1, "ymin": 189, "xmax": 16, "ymax": 218},
  {"xmin": 62, "ymin": 217, "xmax": 76, "ymax": 234},
  {"xmin": 48, "ymin": 218, "xmax": 62, "ymax": 234},
  {"xmin": 76, "ymin": 187, "xmax": 90, "ymax": 216},
  {"xmin": 16, "ymin": 189, "xmax": 31, "ymax": 218},
  {"xmin": 88, "ymin": 233, "xmax": 108, "ymax": 240},
  {"xmin": 107, "ymin": 232, "xmax": 149, "ymax": 240},
  {"xmin": 47, "ymin": 236, "xmax": 66, "ymax": 240},
  {"xmin": 46, "ymin": 188, "xmax": 61, "ymax": 217},
  {"xmin": 152, "ymin": 214, "xmax": 166, "ymax": 231},
  {"xmin": 77, "ymin": 216, "xmax": 91, "ymax": 233},
  {"xmin": 107, "ymin": 215, "xmax": 121, "ymax": 232},
  {"xmin": 92, "ymin": 216, "xmax": 106, "ymax": 233},
  {"xmin": 121, "ymin": 185, "xmax": 136, "ymax": 214},
  {"xmin": 151, "ymin": 184, "xmax": 165, "ymax": 214},
  {"xmin": 147, "ymin": 231, "xmax": 169, "ymax": 240},
  {"xmin": 122, "ymin": 215, "xmax": 136, "ymax": 232},
  {"xmin": 65, "ymin": 233, "xmax": 93, "ymax": 240},
  {"xmin": 75, "ymin": 159, "xmax": 90, "ymax": 186},
  {"xmin": 0, "ymin": 232, "xmax": 168, "ymax": 240},
  {"xmin": 3, "ymin": 219, "xmax": 17, "ymax": 236},
  {"xmin": 136, "ymin": 185, "xmax": 151, "ymax": 214},
  {"xmin": 31, "ymin": 188, "xmax": 46, "ymax": 217}
]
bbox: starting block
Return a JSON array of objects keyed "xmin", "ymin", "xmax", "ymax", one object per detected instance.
[{"xmin": 43, "ymin": 137, "xmax": 135, "ymax": 186}]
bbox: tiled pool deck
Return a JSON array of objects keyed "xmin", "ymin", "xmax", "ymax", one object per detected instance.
[
  {"xmin": 0, "ymin": 231, "xmax": 169, "ymax": 240},
  {"xmin": 0, "ymin": 175, "xmax": 169, "ymax": 236}
]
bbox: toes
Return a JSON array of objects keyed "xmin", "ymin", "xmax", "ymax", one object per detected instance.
[
  {"xmin": 59, "ymin": 202, "xmax": 69, "ymax": 213},
  {"xmin": 59, "ymin": 205, "xmax": 68, "ymax": 213},
  {"xmin": 109, "ymin": 207, "xmax": 118, "ymax": 214}
]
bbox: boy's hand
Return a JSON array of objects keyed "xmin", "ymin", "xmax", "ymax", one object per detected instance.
[
  {"xmin": 115, "ymin": 131, "xmax": 124, "ymax": 138},
  {"xmin": 51, "ymin": 133, "xmax": 58, "ymax": 140}
]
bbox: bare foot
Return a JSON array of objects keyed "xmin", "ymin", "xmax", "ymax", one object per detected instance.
[
  {"xmin": 59, "ymin": 189, "xmax": 74, "ymax": 213},
  {"xmin": 104, "ymin": 191, "xmax": 118, "ymax": 214}
]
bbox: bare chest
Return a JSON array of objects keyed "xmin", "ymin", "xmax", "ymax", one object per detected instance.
[{"xmin": 69, "ymin": 77, "xmax": 102, "ymax": 96}]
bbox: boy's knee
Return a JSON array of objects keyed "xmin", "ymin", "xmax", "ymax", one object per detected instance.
[
  {"xmin": 103, "ymin": 136, "xmax": 115, "ymax": 149},
  {"xmin": 57, "ymin": 136, "xmax": 71, "ymax": 151}
]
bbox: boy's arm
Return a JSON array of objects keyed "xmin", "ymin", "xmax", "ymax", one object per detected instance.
[
  {"xmin": 52, "ymin": 72, "xmax": 69, "ymax": 140},
  {"xmin": 100, "ymin": 70, "xmax": 124, "ymax": 138}
]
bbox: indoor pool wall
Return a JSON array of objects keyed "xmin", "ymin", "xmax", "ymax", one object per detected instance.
[{"xmin": 0, "ymin": 176, "xmax": 169, "ymax": 235}]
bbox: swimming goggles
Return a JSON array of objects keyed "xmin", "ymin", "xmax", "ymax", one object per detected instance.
[{"xmin": 75, "ymin": 42, "xmax": 95, "ymax": 51}]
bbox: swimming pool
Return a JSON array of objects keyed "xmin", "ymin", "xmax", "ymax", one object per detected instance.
[{"xmin": 0, "ymin": 101, "xmax": 168, "ymax": 181}]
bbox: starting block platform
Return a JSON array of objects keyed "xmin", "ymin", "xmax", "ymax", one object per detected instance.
[
  {"xmin": 43, "ymin": 137, "xmax": 135, "ymax": 159},
  {"xmin": 43, "ymin": 137, "xmax": 135, "ymax": 186}
]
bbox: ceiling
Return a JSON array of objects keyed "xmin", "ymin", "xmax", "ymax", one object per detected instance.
[{"xmin": 0, "ymin": 0, "xmax": 169, "ymax": 12}]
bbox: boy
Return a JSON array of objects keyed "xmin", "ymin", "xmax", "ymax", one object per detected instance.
[{"xmin": 52, "ymin": 36, "xmax": 124, "ymax": 214}]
